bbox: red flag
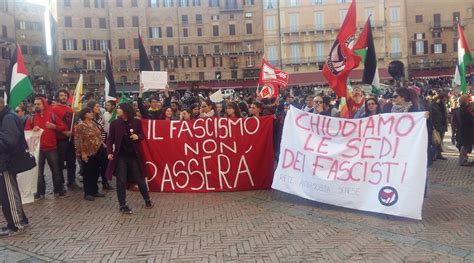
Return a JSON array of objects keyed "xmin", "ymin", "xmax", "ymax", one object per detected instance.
[
  {"xmin": 322, "ymin": 0, "xmax": 361, "ymax": 97},
  {"xmin": 258, "ymin": 83, "xmax": 278, "ymax": 99},
  {"xmin": 259, "ymin": 59, "xmax": 289, "ymax": 88}
]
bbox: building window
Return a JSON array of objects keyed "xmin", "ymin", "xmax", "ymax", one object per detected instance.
[
  {"xmin": 150, "ymin": 27, "xmax": 162, "ymax": 38},
  {"xmin": 132, "ymin": 16, "xmax": 139, "ymax": 27},
  {"xmin": 99, "ymin": 40, "xmax": 108, "ymax": 50},
  {"xmin": 199, "ymin": 72, "xmax": 205, "ymax": 80},
  {"xmin": 415, "ymin": 15, "xmax": 423, "ymax": 23},
  {"xmin": 432, "ymin": 31, "xmax": 441, "ymax": 38},
  {"xmin": 196, "ymin": 15, "xmax": 203, "ymax": 25},
  {"xmin": 433, "ymin": 13, "xmax": 441, "ymax": 27},
  {"xmin": 339, "ymin": 9, "xmax": 347, "ymax": 24},
  {"xmin": 415, "ymin": 41, "xmax": 424, "ymax": 55},
  {"xmin": 117, "ymin": 17, "xmax": 124, "ymax": 27},
  {"xmin": 453, "ymin": 12, "xmax": 460, "ymax": 24},
  {"xmin": 433, "ymin": 43, "xmax": 443, "ymax": 54},
  {"xmin": 246, "ymin": 23, "xmax": 252, "ymax": 34},
  {"xmin": 197, "ymin": 45, "xmax": 203, "ymax": 54},
  {"xmin": 266, "ymin": 16, "xmax": 276, "ymax": 31},
  {"xmin": 63, "ymin": 39, "xmax": 77, "ymax": 50},
  {"xmin": 94, "ymin": 0, "xmax": 105, "ymax": 8},
  {"xmin": 183, "ymin": 46, "xmax": 189, "ymax": 55},
  {"xmin": 116, "ymin": 0, "xmax": 123, "ymax": 7},
  {"xmin": 214, "ymin": 45, "xmax": 220, "ymax": 53},
  {"xmin": 213, "ymin": 25, "xmax": 219, "ymax": 36},
  {"xmin": 64, "ymin": 0, "xmax": 71, "ymax": 7},
  {"xmin": 183, "ymin": 28, "xmax": 188, "ymax": 37},
  {"xmin": 1, "ymin": 26, "xmax": 6, "ymax": 38},
  {"xmin": 179, "ymin": 0, "xmax": 189, "ymax": 6},
  {"xmin": 64, "ymin": 16, "xmax": 72, "ymax": 27},
  {"xmin": 32, "ymin": 46, "xmax": 43, "ymax": 55},
  {"xmin": 197, "ymin": 28, "xmax": 202, "ymax": 36},
  {"xmin": 83, "ymin": 39, "xmax": 94, "ymax": 50},
  {"xmin": 193, "ymin": 0, "xmax": 201, "ymax": 6},
  {"xmin": 390, "ymin": 6, "xmax": 400, "ymax": 23},
  {"xmin": 246, "ymin": 56, "xmax": 254, "ymax": 67},
  {"xmin": 290, "ymin": 14, "xmax": 299, "ymax": 32},
  {"xmin": 132, "ymin": 0, "xmax": 138, "ymax": 7},
  {"xmin": 211, "ymin": 15, "xmax": 219, "ymax": 21},
  {"xmin": 166, "ymin": 27, "xmax": 173, "ymax": 37},
  {"xmin": 215, "ymin": 71, "xmax": 221, "ymax": 80},
  {"xmin": 118, "ymin": 39, "xmax": 125, "ymax": 49},
  {"xmin": 151, "ymin": 46, "xmax": 163, "ymax": 55},
  {"xmin": 84, "ymin": 0, "xmax": 90, "ymax": 7},
  {"xmin": 245, "ymin": 12, "xmax": 252, "ymax": 18},
  {"xmin": 291, "ymin": 44, "xmax": 300, "ymax": 63},
  {"xmin": 209, "ymin": 0, "xmax": 219, "ymax": 7},
  {"xmin": 99, "ymin": 18, "xmax": 106, "ymax": 28},
  {"xmin": 314, "ymin": 12, "xmax": 324, "ymax": 30},
  {"xmin": 228, "ymin": 24, "xmax": 236, "ymax": 35},
  {"xmin": 267, "ymin": 46, "xmax": 277, "ymax": 62},
  {"xmin": 164, "ymin": 0, "xmax": 174, "ymax": 7},
  {"xmin": 231, "ymin": 70, "xmax": 237, "ymax": 79},
  {"xmin": 85, "ymin": 17, "xmax": 92, "ymax": 28},
  {"xmin": 182, "ymin": 15, "xmax": 188, "ymax": 25},
  {"xmin": 120, "ymin": 60, "xmax": 127, "ymax": 69},
  {"xmin": 316, "ymin": 42, "xmax": 324, "ymax": 61},
  {"xmin": 264, "ymin": 0, "xmax": 276, "ymax": 9},
  {"xmin": 365, "ymin": 8, "xmax": 374, "ymax": 24},
  {"xmin": 312, "ymin": 0, "xmax": 323, "ymax": 5},
  {"xmin": 167, "ymin": 45, "xmax": 174, "ymax": 56},
  {"xmin": 134, "ymin": 38, "xmax": 139, "ymax": 49},
  {"xmin": 288, "ymin": 0, "xmax": 299, "ymax": 7},
  {"xmin": 149, "ymin": 0, "xmax": 159, "ymax": 7}
]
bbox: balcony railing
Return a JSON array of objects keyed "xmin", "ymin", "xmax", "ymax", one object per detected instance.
[
  {"xmin": 409, "ymin": 59, "xmax": 457, "ymax": 70},
  {"xmin": 390, "ymin": 52, "xmax": 402, "ymax": 59},
  {"xmin": 281, "ymin": 21, "xmax": 385, "ymax": 34},
  {"xmin": 429, "ymin": 20, "xmax": 466, "ymax": 29}
]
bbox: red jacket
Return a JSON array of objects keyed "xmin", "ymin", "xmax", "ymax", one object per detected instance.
[
  {"xmin": 51, "ymin": 103, "xmax": 74, "ymax": 140},
  {"xmin": 25, "ymin": 97, "xmax": 67, "ymax": 151}
]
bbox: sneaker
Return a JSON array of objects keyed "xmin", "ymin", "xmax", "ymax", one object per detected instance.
[
  {"xmin": 120, "ymin": 205, "xmax": 133, "ymax": 214},
  {"xmin": 145, "ymin": 200, "xmax": 154, "ymax": 209},
  {"xmin": 92, "ymin": 193, "xmax": 106, "ymax": 198},
  {"xmin": 34, "ymin": 193, "xmax": 45, "ymax": 200},
  {"xmin": 0, "ymin": 227, "xmax": 25, "ymax": 238},
  {"xmin": 84, "ymin": 195, "xmax": 95, "ymax": 201},
  {"xmin": 67, "ymin": 182, "xmax": 81, "ymax": 191},
  {"xmin": 103, "ymin": 183, "xmax": 115, "ymax": 191}
]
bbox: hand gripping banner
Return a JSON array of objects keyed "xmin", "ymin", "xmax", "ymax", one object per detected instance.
[
  {"xmin": 141, "ymin": 117, "xmax": 275, "ymax": 192},
  {"xmin": 272, "ymin": 106, "xmax": 428, "ymax": 220}
]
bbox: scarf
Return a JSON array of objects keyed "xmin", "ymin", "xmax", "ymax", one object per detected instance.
[
  {"xmin": 391, "ymin": 102, "xmax": 413, "ymax": 113},
  {"xmin": 201, "ymin": 109, "xmax": 215, "ymax": 118}
]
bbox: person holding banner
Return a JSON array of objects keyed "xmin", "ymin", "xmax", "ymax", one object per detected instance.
[
  {"xmin": 74, "ymin": 108, "xmax": 106, "ymax": 201},
  {"xmin": 106, "ymin": 103, "xmax": 153, "ymax": 214},
  {"xmin": 200, "ymin": 99, "xmax": 217, "ymax": 118},
  {"xmin": 138, "ymin": 83, "xmax": 170, "ymax": 120},
  {"xmin": 359, "ymin": 98, "xmax": 381, "ymax": 118},
  {"xmin": 225, "ymin": 102, "xmax": 242, "ymax": 118},
  {"xmin": 249, "ymin": 101, "xmax": 263, "ymax": 117},
  {"xmin": 0, "ymin": 98, "xmax": 29, "ymax": 237}
]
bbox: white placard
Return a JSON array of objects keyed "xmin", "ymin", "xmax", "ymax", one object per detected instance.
[
  {"xmin": 17, "ymin": 130, "xmax": 43, "ymax": 204},
  {"xmin": 141, "ymin": 71, "xmax": 168, "ymax": 91},
  {"xmin": 272, "ymin": 106, "xmax": 428, "ymax": 220}
]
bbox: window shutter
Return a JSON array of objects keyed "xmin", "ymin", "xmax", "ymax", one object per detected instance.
[
  {"xmin": 423, "ymin": 41, "xmax": 428, "ymax": 54},
  {"xmin": 74, "ymin": 40, "xmax": 77, "ymax": 50},
  {"xmin": 63, "ymin": 39, "xmax": 66, "ymax": 50},
  {"xmin": 431, "ymin": 44, "xmax": 434, "ymax": 53},
  {"xmin": 413, "ymin": 33, "xmax": 417, "ymax": 39},
  {"xmin": 422, "ymin": 33, "xmax": 426, "ymax": 39},
  {"xmin": 442, "ymin": 43, "xmax": 447, "ymax": 53},
  {"xmin": 93, "ymin": 39, "xmax": 97, "ymax": 50},
  {"xmin": 412, "ymin": 41, "xmax": 416, "ymax": 55},
  {"xmin": 82, "ymin": 40, "xmax": 86, "ymax": 50},
  {"xmin": 108, "ymin": 40, "xmax": 111, "ymax": 50},
  {"xmin": 149, "ymin": 27, "xmax": 153, "ymax": 38}
]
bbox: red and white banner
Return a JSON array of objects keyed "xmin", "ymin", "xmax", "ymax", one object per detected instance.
[
  {"xmin": 141, "ymin": 117, "xmax": 275, "ymax": 192},
  {"xmin": 259, "ymin": 59, "xmax": 289, "ymax": 88},
  {"xmin": 272, "ymin": 107, "xmax": 428, "ymax": 220}
]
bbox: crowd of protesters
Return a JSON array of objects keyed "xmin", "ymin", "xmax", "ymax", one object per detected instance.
[{"xmin": 1, "ymin": 76, "xmax": 472, "ymax": 237}]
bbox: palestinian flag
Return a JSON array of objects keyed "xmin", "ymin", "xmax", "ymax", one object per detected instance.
[
  {"xmin": 5, "ymin": 44, "xmax": 33, "ymax": 109},
  {"xmin": 322, "ymin": 0, "xmax": 361, "ymax": 97},
  {"xmin": 353, "ymin": 18, "xmax": 380, "ymax": 89},
  {"xmin": 139, "ymin": 29, "xmax": 153, "ymax": 72},
  {"xmin": 105, "ymin": 49, "xmax": 117, "ymax": 102},
  {"xmin": 457, "ymin": 22, "xmax": 472, "ymax": 93}
]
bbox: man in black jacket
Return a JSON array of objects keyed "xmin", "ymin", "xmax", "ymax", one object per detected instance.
[
  {"xmin": 137, "ymin": 83, "xmax": 171, "ymax": 119},
  {"xmin": 0, "ymin": 98, "xmax": 29, "ymax": 237}
]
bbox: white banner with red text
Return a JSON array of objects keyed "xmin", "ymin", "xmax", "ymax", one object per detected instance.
[
  {"xmin": 18, "ymin": 130, "xmax": 42, "ymax": 204},
  {"xmin": 272, "ymin": 106, "xmax": 428, "ymax": 220}
]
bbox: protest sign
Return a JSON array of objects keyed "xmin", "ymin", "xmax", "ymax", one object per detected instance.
[
  {"xmin": 140, "ymin": 71, "xmax": 168, "ymax": 91},
  {"xmin": 141, "ymin": 117, "xmax": 274, "ymax": 192},
  {"xmin": 272, "ymin": 106, "xmax": 428, "ymax": 220},
  {"xmin": 17, "ymin": 130, "xmax": 42, "ymax": 204}
]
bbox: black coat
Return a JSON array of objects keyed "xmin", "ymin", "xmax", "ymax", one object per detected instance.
[
  {"xmin": 0, "ymin": 107, "xmax": 25, "ymax": 172},
  {"xmin": 456, "ymin": 106, "xmax": 474, "ymax": 147},
  {"xmin": 431, "ymin": 102, "xmax": 448, "ymax": 133}
]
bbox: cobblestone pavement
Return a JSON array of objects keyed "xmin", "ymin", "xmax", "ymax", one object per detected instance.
[{"xmin": 0, "ymin": 145, "xmax": 473, "ymax": 262}]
